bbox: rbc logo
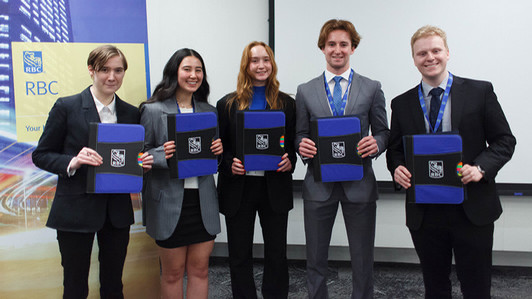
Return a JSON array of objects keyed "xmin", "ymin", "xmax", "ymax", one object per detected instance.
[
  {"xmin": 332, "ymin": 141, "xmax": 346, "ymax": 158},
  {"xmin": 428, "ymin": 160, "xmax": 444, "ymax": 179},
  {"xmin": 111, "ymin": 149, "xmax": 126, "ymax": 168},
  {"xmin": 23, "ymin": 51, "xmax": 43, "ymax": 73},
  {"xmin": 188, "ymin": 137, "xmax": 202, "ymax": 154},
  {"xmin": 256, "ymin": 134, "xmax": 269, "ymax": 150}
]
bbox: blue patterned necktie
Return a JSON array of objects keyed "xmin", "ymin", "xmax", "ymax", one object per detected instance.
[
  {"xmin": 429, "ymin": 87, "xmax": 444, "ymax": 132},
  {"xmin": 333, "ymin": 76, "xmax": 343, "ymax": 115}
]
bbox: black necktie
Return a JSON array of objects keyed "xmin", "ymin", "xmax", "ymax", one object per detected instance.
[{"xmin": 429, "ymin": 87, "xmax": 444, "ymax": 132}]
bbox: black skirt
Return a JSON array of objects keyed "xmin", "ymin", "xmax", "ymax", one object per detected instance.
[{"xmin": 156, "ymin": 189, "xmax": 215, "ymax": 248}]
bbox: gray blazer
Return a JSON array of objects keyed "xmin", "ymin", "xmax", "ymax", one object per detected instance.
[
  {"xmin": 140, "ymin": 97, "xmax": 221, "ymax": 240},
  {"xmin": 295, "ymin": 71, "xmax": 390, "ymax": 203}
]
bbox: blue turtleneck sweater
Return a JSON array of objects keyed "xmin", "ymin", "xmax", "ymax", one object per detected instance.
[{"xmin": 250, "ymin": 86, "xmax": 267, "ymax": 110}]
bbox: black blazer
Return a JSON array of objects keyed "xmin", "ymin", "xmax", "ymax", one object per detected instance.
[
  {"xmin": 386, "ymin": 76, "xmax": 516, "ymax": 230},
  {"xmin": 32, "ymin": 87, "xmax": 140, "ymax": 232},
  {"xmin": 216, "ymin": 92, "xmax": 297, "ymax": 217}
]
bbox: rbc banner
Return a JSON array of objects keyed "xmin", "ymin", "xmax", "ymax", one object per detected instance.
[
  {"xmin": 12, "ymin": 42, "xmax": 147, "ymax": 142},
  {"xmin": 0, "ymin": 1, "xmax": 150, "ymax": 296}
]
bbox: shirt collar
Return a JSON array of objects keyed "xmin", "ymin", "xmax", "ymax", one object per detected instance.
[
  {"xmin": 421, "ymin": 72, "xmax": 449, "ymax": 98},
  {"xmin": 91, "ymin": 89, "xmax": 116, "ymax": 115},
  {"xmin": 324, "ymin": 68, "xmax": 352, "ymax": 84}
]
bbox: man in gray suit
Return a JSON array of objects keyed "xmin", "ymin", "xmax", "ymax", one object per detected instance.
[{"xmin": 295, "ymin": 19, "xmax": 389, "ymax": 299}]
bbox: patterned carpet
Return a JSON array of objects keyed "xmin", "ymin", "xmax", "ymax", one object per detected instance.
[{"xmin": 207, "ymin": 258, "xmax": 532, "ymax": 298}]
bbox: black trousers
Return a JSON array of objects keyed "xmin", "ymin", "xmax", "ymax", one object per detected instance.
[
  {"xmin": 225, "ymin": 176, "xmax": 289, "ymax": 299},
  {"xmin": 410, "ymin": 204, "xmax": 494, "ymax": 299},
  {"xmin": 56, "ymin": 217, "xmax": 130, "ymax": 299}
]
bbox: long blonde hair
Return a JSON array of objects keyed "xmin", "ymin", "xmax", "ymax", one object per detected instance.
[{"xmin": 228, "ymin": 41, "xmax": 283, "ymax": 111}]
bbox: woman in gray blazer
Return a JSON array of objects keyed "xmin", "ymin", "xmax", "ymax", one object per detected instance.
[{"xmin": 140, "ymin": 48, "xmax": 222, "ymax": 298}]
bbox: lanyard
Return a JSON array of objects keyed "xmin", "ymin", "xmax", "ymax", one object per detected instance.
[
  {"xmin": 323, "ymin": 69, "xmax": 354, "ymax": 116},
  {"xmin": 418, "ymin": 72, "xmax": 453, "ymax": 133},
  {"xmin": 176, "ymin": 100, "xmax": 195, "ymax": 113}
]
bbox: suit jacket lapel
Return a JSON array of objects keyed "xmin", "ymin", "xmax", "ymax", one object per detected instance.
[
  {"xmin": 450, "ymin": 76, "xmax": 465, "ymax": 131},
  {"xmin": 345, "ymin": 72, "xmax": 361, "ymax": 114},
  {"xmin": 193, "ymin": 98, "xmax": 206, "ymax": 113},
  {"xmin": 115, "ymin": 95, "xmax": 129, "ymax": 123},
  {"xmin": 163, "ymin": 97, "xmax": 179, "ymax": 114},
  {"xmin": 81, "ymin": 87, "xmax": 101, "ymax": 125},
  {"xmin": 409, "ymin": 87, "xmax": 427, "ymax": 134},
  {"xmin": 313, "ymin": 74, "xmax": 334, "ymax": 116}
]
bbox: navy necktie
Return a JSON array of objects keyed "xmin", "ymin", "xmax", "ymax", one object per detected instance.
[
  {"xmin": 333, "ymin": 76, "xmax": 343, "ymax": 115},
  {"xmin": 429, "ymin": 87, "xmax": 444, "ymax": 132}
]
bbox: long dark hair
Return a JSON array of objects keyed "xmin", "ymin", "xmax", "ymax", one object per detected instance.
[{"xmin": 141, "ymin": 48, "xmax": 210, "ymax": 107}]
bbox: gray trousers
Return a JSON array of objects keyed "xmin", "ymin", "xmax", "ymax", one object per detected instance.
[{"xmin": 304, "ymin": 183, "xmax": 376, "ymax": 299}]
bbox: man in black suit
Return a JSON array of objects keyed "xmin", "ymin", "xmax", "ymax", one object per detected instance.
[
  {"xmin": 386, "ymin": 25, "xmax": 516, "ymax": 298},
  {"xmin": 32, "ymin": 45, "xmax": 152, "ymax": 298}
]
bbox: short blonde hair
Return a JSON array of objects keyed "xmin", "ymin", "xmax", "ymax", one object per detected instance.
[{"xmin": 410, "ymin": 25, "xmax": 448, "ymax": 56}]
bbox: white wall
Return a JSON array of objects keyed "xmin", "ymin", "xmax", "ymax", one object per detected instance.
[
  {"xmin": 146, "ymin": 0, "xmax": 532, "ymax": 258},
  {"xmin": 146, "ymin": 0, "xmax": 269, "ymax": 105},
  {"xmin": 275, "ymin": 0, "xmax": 531, "ymax": 184}
]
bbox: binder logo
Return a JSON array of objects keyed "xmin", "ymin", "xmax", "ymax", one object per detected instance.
[
  {"xmin": 429, "ymin": 161, "xmax": 444, "ymax": 179},
  {"xmin": 256, "ymin": 134, "xmax": 269, "ymax": 150},
  {"xmin": 111, "ymin": 149, "xmax": 126, "ymax": 167},
  {"xmin": 23, "ymin": 51, "xmax": 43, "ymax": 73},
  {"xmin": 332, "ymin": 141, "xmax": 345, "ymax": 158},
  {"xmin": 188, "ymin": 137, "xmax": 202, "ymax": 154}
]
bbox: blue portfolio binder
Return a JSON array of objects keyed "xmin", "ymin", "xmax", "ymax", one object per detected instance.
[
  {"xmin": 404, "ymin": 134, "xmax": 464, "ymax": 204},
  {"xmin": 310, "ymin": 116, "xmax": 363, "ymax": 182},
  {"xmin": 236, "ymin": 110, "xmax": 285, "ymax": 171},
  {"xmin": 167, "ymin": 112, "xmax": 218, "ymax": 179},
  {"xmin": 87, "ymin": 123, "xmax": 144, "ymax": 193}
]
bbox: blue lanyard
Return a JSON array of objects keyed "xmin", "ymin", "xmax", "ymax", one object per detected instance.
[
  {"xmin": 418, "ymin": 72, "xmax": 453, "ymax": 133},
  {"xmin": 176, "ymin": 99, "xmax": 195, "ymax": 113},
  {"xmin": 323, "ymin": 69, "xmax": 354, "ymax": 116}
]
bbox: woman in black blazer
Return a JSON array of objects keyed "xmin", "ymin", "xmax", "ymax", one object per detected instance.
[
  {"xmin": 216, "ymin": 41, "xmax": 296, "ymax": 299},
  {"xmin": 32, "ymin": 45, "xmax": 153, "ymax": 298}
]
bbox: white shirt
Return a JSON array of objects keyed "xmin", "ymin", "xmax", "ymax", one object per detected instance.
[{"xmin": 92, "ymin": 91, "xmax": 117, "ymax": 124}]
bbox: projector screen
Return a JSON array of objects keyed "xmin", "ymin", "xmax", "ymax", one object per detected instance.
[{"xmin": 275, "ymin": 0, "xmax": 529, "ymax": 184}]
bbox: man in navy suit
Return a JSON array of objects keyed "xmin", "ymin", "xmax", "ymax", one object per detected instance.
[
  {"xmin": 32, "ymin": 45, "xmax": 153, "ymax": 298},
  {"xmin": 295, "ymin": 19, "xmax": 389, "ymax": 299},
  {"xmin": 386, "ymin": 25, "xmax": 516, "ymax": 298}
]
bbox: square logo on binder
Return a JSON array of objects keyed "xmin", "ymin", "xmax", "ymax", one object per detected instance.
[
  {"xmin": 111, "ymin": 149, "xmax": 126, "ymax": 167},
  {"xmin": 188, "ymin": 137, "xmax": 202, "ymax": 154},
  {"xmin": 429, "ymin": 160, "xmax": 444, "ymax": 179},
  {"xmin": 332, "ymin": 141, "xmax": 345, "ymax": 158},
  {"xmin": 256, "ymin": 134, "xmax": 269, "ymax": 150}
]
